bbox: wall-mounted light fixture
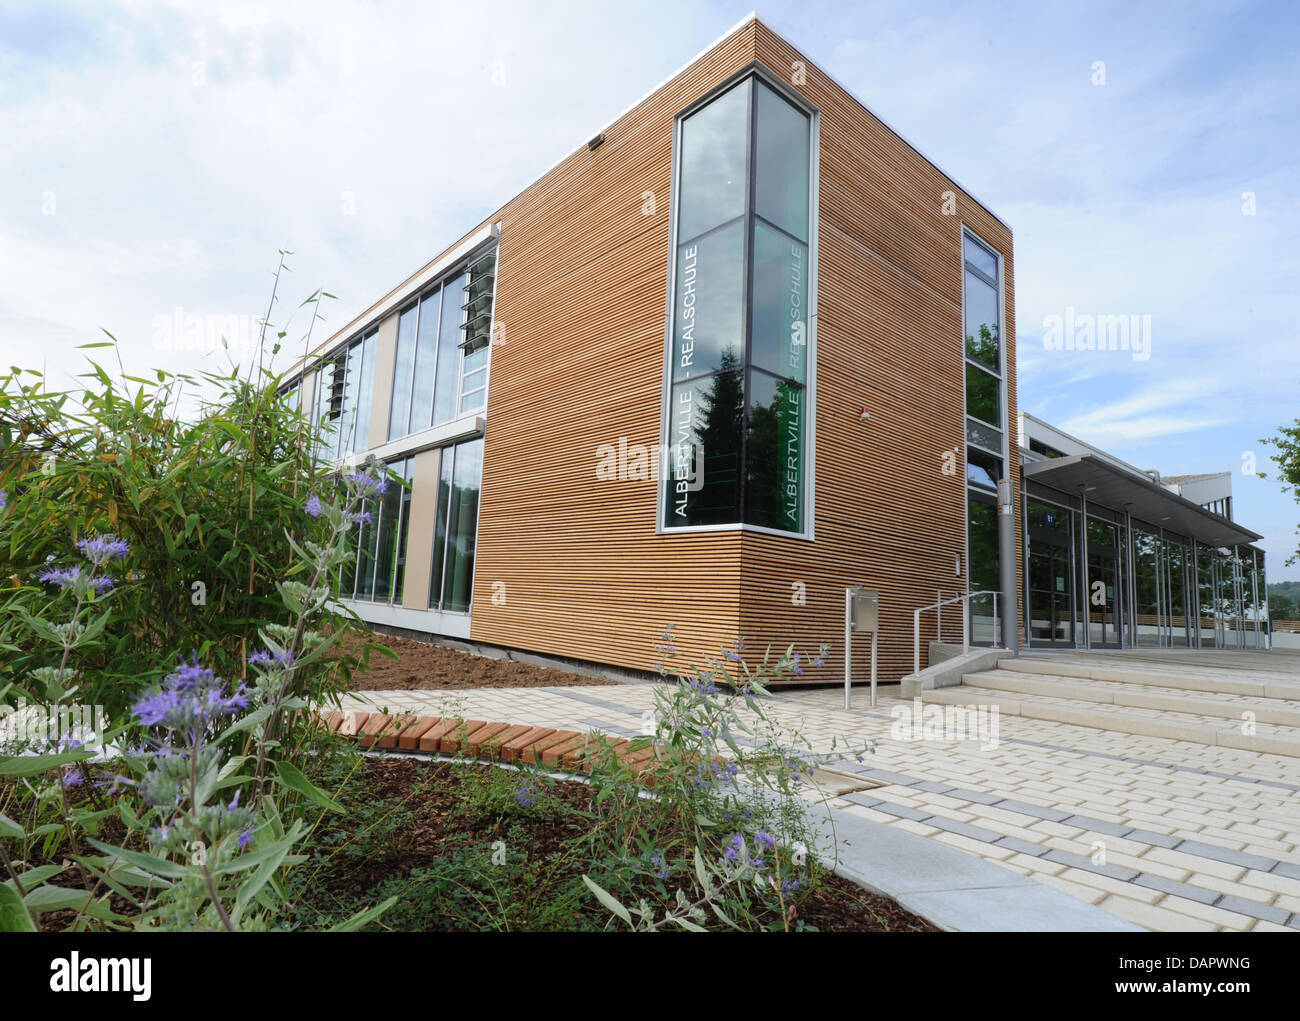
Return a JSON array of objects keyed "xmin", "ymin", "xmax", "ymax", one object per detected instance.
[{"xmin": 587, "ymin": 133, "xmax": 605, "ymax": 151}]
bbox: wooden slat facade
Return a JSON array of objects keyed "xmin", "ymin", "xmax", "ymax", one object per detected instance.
[
  {"xmin": 297, "ymin": 15, "xmax": 1022, "ymax": 686},
  {"xmin": 469, "ymin": 17, "xmax": 1019, "ymax": 685}
]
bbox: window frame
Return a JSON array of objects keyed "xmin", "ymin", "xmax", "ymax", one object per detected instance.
[
  {"xmin": 656, "ymin": 62, "xmax": 820, "ymax": 541},
  {"xmin": 960, "ymin": 224, "xmax": 1010, "ymax": 613}
]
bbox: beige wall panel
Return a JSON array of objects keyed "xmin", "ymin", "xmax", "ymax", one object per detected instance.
[{"xmin": 402, "ymin": 446, "xmax": 443, "ymax": 610}]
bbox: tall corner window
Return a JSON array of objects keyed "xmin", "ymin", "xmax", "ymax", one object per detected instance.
[
  {"xmin": 662, "ymin": 72, "xmax": 813, "ymax": 534},
  {"xmin": 962, "ymin": 230, "xmax": 1004, "ymax": 636}
]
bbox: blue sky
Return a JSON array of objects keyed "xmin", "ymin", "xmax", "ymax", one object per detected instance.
[{"xmin": 1, "ymin": 1, "xmax": 1297, "ymax": 576}]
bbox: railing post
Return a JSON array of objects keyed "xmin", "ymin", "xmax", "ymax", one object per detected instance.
[
  {"xmin": 914, "ymin": 607, "xmax": 921, "ymax": 675},
  {"xmin": 963, "ymin": 596, "xmax": 970, "ymax": 656}
]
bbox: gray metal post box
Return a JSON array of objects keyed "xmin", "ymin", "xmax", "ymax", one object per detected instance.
[{"xmin": 851, "ymin": 588, "xmax": 878, "ymax": 633}]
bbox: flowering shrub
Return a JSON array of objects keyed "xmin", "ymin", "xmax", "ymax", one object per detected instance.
[
  {"xmin": 0, "ymin": 357, "xmax": 351, "ymax": 713},
  {"xmin": 580, "ymin": 625, "xmax": 873, "ymax": 931},
  {"xmin": 0, "ymin": 442, "xmax": 398, "ymax": 931}
]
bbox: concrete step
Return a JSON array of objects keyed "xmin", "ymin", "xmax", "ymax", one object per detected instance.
[
  {"xmin": 1006, "ymin": 655, "xmax": 1300, "ymax": 700},
  {"xmin": 961, "ymin": 669, "xmax": 1300, "ymax": 728},
  {"xmin": 920, "ymin": 685, "xmax": 1300, "ymax": 758}
]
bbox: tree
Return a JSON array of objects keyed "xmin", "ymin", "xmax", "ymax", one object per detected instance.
[
  {"xmin": 1261, "ymin": 414, "xmax": 1300, "ymax": 565},
  {"xmin": 1268, "ymin": 592, "xmax": 1297, "ymax": 621}
]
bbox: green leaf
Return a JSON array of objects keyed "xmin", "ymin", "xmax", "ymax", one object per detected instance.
[
  {"xmin": 272, "ymin": 759, "xmax": 344, "ymax": 813},
  {"xmin": 582, "ymin": 875, "xmax": 632, "ymax": 926},
  {"xmin": 0, "ymin": 751, "xmax": 88, "ymax": 778},
  {"xmin": 694, "ymin": 847, "xmax": 710, "ymax": 892},
  {"xmin": 86, "ymin": 838, "xmax": 189, "ymax": 880},
  {"xmin": 23, "ymin": 885, "xmax": 94, "ymax": 914},
  {"xmin": 16, "ymin": 864, "xmax": 68, "ymax": 887},
  {"xmin": 233, "ymin": 837, "xmax": 299, "ymax": 911},
  {"xmin": 327, "ymin": 895, "xmax": 398, "ymax": 932},
  {"xmin": 0, "ymin": 883, "xmax": 35, "ymax": 931},
  {"xmin": 0, "ymin": 811, "xmax": 24, "ymax": 839}
]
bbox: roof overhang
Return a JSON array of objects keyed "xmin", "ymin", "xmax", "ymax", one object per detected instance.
[{"xmin": 1022, "ymin": 453, "xmax": 1262, "ymax": 548}]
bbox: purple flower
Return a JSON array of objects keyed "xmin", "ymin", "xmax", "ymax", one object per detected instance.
[
  {"xmin": 132, "ymin": 657, "xmax": 247, "ymax": 732},
  {"xmin": 515, "ymin": 784, "xmax": 536, "ymax": 809},
  {"xmin": 249, "ymin": 647, "xmax": 295, "ymax": 668},
  {"xmin": 0, "ymin": 489, "xmax": 6, "ymax": 512},
  {"xmin": 724, "ymin": 832, "xmax": 744, "ymax": 861},
  {"xmin": 755, "ymin": 830, "xmax": 775, "ymax": 849},
  {"xmin": 238, "ymin": 829, "xmax": 253, "ymax": 848},
  {"xmin": 344, "ymin": 471, "xmax": 387, "ymax": 499},
  {"xmin": 62, "ymin": 768, "xmax": 85, "ymax": 787},
  {"xmin": 351, "ymin": 510, "xmax": 372, "ymax": 525},
  {"xmin": 38, "ymin": 566, "xmax": 83, "ymax": 589},
  {"xmin": 76, "ymin": 533, "xmax": 130, "ymax": 566},
  {"xmin": 94, "ymin": 773, "xmax": 134, "ymax": 794},
  {"xmin": 304, "ymin": 493, "xmax": 323, "ymax": 517}
]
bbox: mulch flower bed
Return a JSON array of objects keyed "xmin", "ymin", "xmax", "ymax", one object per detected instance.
[
  {"xmin": 347, "ymin": 632, "xmax": 620, "ymax": 691},
  {"xmin": 284, "ymin": 756, "xmax": 939, "ymax": 932}
]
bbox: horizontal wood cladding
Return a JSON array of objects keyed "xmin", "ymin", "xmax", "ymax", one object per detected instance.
[
  {"xmin": 467, "ymin": 21, "xmax": 760, "ymax": 675},
  {"xmin": 462, "ymin": 16, "xmax": 1020, "ymax": 684}
]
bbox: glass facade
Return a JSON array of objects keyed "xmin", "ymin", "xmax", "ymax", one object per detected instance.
[
  {"xmin": 388, "ymin": 248, "xmax": 496, "ymax": 443},
  {"xmin": 1023, "ymin": 482, "xmax": 1269, "ymax": 650},
  {"xmin": 429, "ymin": 438, "xmax": 484, "ymax": 613},
  {"xmin": 311, "ymin": 330, "xmax": 378, "ymax": 462},
  {"xmin": 663, "ymin": 74, "xmax": 813, "ymax": 534},
  {"xmin": 345, "ymin": 457, "xmax": 413, "ymax": 604}
]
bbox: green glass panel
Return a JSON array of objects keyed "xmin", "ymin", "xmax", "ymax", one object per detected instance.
[{"xmin": 750, "ymin": 221, "xmax": 808, "ymax": 384}]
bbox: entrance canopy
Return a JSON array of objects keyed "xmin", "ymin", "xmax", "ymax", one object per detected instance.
[{"xmin": 1023, "ymin": 454, "xmax": 1262, "ymax": 548}]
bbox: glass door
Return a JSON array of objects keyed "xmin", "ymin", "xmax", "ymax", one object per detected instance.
[
  {"xmin": 1027, "ymin": 499, "xmax": 1074, "ymax": 647},
  {"xmin": 1085, "ymin": 518, "xmax": 1122, "ymax": 648}
]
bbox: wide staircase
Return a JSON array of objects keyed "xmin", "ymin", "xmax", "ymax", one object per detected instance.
[{"xmin": 920, "ymin": 650, "xmax": 1300, "ymax": 758}]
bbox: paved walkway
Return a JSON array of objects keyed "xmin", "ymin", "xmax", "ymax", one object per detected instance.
[{"xmin": 339, "ymin": 678, "xmax": 1300, "ymax": 932}]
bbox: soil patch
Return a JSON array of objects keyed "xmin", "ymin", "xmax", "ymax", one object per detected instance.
[{"xmin": 347, "ymin": 632, "xmax": 621, "ymax": 691}]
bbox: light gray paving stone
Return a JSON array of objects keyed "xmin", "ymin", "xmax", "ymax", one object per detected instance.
[
  {"xmin": 1174, "ymin": 840, "xmax": 1276, "ymax": 871},
  {"xmin": 1124, "ymin": 828, "xmax": 1183, "ymax": 849},
  {"xmin": 1215, "ymin": 895, "xmax": 1292, "ymax": 926},
  {"xmin": 993, "ymin": 799, "xmax": 1074, "ymax": 823},
  {"xmin": 1042, "ymin": 849, "xmax": 1139, "ymax": 882},
  {"xmin": 861, "ymin": 768, "xmax": 925, "ymax": 787},
  {"xmin": 945, "ymin": 787, "xmax": 1005, "ymax": 805},
  {"xmin": 868, "ymin": 801, "xmax": 934, "ymax": 823},
  {"xmin": 1062, "ymin": 815, "xmax": 1132, "ymax": 837},
  {"xmin": 899, "ymin": 885, "xmax": 1140, "ymax": 933},
  {"xmin": 993, "ymin": 836, "xmax": 1049, "ymax": 857},
  {"xmin": 1131, "ymin": 873, "xmax": 1220, "ymax": 904},
  {"xmin": 823, "ymin": 805, "xmax": 1140, "ymax": 931},
  {"xmin": 923, "ymin": 816, "xmax": 1004, "ymax": 844}
]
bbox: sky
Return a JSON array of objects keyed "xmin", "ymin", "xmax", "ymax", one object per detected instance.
[{"xmin": 1, "ymin": 0, "xmax": 1298, "ymax": 576}]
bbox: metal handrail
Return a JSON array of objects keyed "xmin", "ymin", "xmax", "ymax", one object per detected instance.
[{"xmin": 913, "ymin": 590, "xmax": 1000, "ymax": 674}]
